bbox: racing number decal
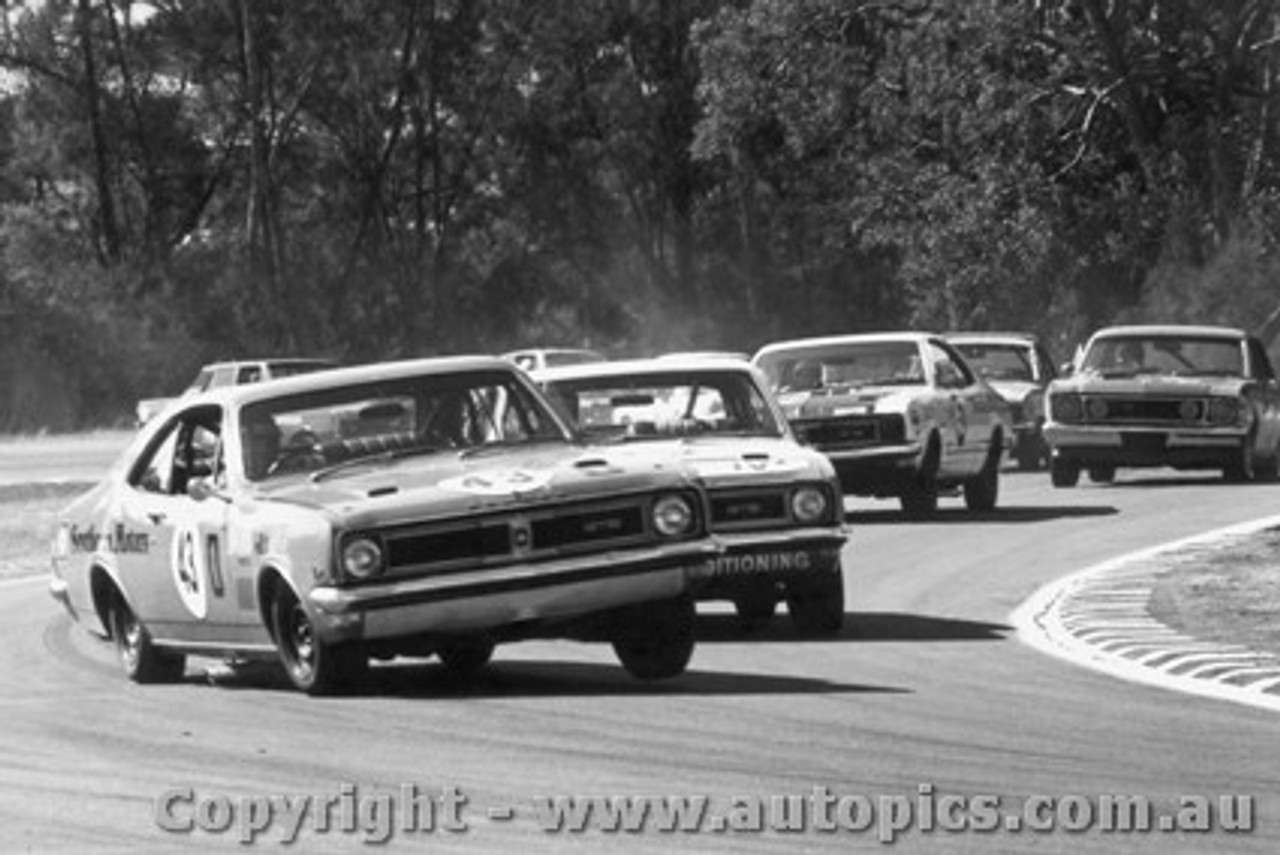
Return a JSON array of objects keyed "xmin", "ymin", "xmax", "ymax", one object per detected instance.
[
  {"xmin": 442, "ymin": 470, "xmax": 552, "ymax": 496},
  {"xmin": 171, "ymin": 522, "xmax": 209, "ymax": 619}
]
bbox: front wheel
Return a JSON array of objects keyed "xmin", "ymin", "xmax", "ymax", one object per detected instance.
[
  {"xmin": 899, "ymin": 439, "xmax": 940, "ymax": 519},
  {"xmin": 1050, "ymin": 457, "xmax": 1080, "ymax": 488},
  {"xmin": 109, "ymin": 590, "xmax": 185, "ymax": 684},
  {"xmin": 612, "ymin": 595, "xmax": 696, "ymax": 681},
  {"xmin": 786, "ymin": 569, "xmax": 845, "ymax": 637},
  {"xmin": 963, "ymin": 441, "xmax": 1001, "ymax": 512},
  {"xmin": 270, "ymin": 585, "xmax": 367, "ymax": 695}
]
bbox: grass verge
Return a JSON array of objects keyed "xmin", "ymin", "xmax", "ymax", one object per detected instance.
[
  {"xmin": 1147, "ymin": 527, "xmax": 1280, "ymax": 658},
  {"xmin": 0, "ymin": 483, "xmax": 93, "ymax": 581}
]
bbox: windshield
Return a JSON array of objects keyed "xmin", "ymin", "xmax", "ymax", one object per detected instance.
[
  {"xmin": 239, "ymin": 369, "xmax": 569, "ymax": 481},
  {"xmin": 755, "ymin": 341, "xmax": 925, "ymax": 392},
  {"xmin": 1080, "ymin": 336, "xmax": 1244, "ymax": 378},
  {"xmin": 951, "ymin": 343, "xmax": 1034, "ymax": 382},
  {"xmin": 543, "ymin": 370, "xmax": 784, "ymax": 440}
]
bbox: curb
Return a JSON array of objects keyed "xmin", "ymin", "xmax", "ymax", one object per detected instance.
[{"xmin": 1011, "ymin": 514, "xmax": 1280, "ymax": 715}]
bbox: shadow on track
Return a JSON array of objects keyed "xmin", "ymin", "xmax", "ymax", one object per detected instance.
[
  {"xmin": 695, "ymin": 611, "xmax": 1010, "ymax": 644},
  {"xmin": 197, "ymin": 656, "xmax": 908, "ymax": 699},
  {"xmin": 846, "ymin": 504, "xmax": 1119, "ymax": 525}
]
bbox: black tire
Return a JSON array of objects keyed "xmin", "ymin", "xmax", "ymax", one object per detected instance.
[
  {"xmin": 733, "ymin": 594, "xmax": 778, "ymax": 631},
  {"xmin": 1087, "ymin": 465, "xmax": 1116, "ymax": 484},
  {"xmin": 436, "ymin": 639, "xmax": 496, "ymax": 677},
  {"xmin": 109, "ymin": 590, "xmax": 185, "ymax": 684},
  {"xmin": 270, "ymin": 584, "xmax": 367, "ymax": 695},
  {"xmin": 1050, "ymin": 457, "xmax": 1080, "ymax": 488},
  {"xmin": 963, "ymin": 439, "xmax": 1001, "ymax": 512},
  {"xmin": 612, "ymin": 595, "xmax": 696, "ymax": 681},
  {"xmin": 899, "ymin": 438, "xmax": 940, "ymax": 519},
  {"xmin": 786, "ymin": 568, "xmax": 845, "ymax": 637},
  {"xmin": 1224, "ymin": 432, "xmax": 1263, "ymax": 483}
]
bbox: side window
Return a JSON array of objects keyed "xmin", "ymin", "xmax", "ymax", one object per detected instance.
[
  {"xmin": 1248, "ymin": 339, "xmax": 1275, "ymax": 381},
  {"xmin": 131, "ymin": 409, "xmax": 224, "ymax": 496},
  {"xmin": 237, "ymin": 365, "xmax": 263, "ymax": 384},
  {"xmin": 929, "ymin": 342, "xmax": 973, "ymax": 388}
]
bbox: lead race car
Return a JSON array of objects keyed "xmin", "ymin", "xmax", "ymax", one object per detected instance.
[
  {"xmin": 752, "ymin": 333, "xmax": 1011, "ymax": 518},
  {"xmin": 531, "ymin": 356, "xmax": 849, "ymax": 636},
  {"xmin": 50, "ymin": 356, "xmax": 721, "ymax": 694},
  {"xmin": 1044, "ymin": 324, "xmax": 1280, "ymax": 485}
]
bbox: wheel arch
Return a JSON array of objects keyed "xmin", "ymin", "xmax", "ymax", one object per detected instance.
[{"xmin": 89, "ymin": 564, "xmax": 125, "ymax": 638}]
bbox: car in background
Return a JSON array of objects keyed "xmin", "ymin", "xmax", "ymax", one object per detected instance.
[
  {"xmin": 752, "ymin": 333, "xmax": 1011, "ymax": 518},
  {"xmin": 658, "ymin": 351, "xmax": 751, "ymax": 362},
  {"xmin": 52, "ymin": 356, "xmax": 719, "ymax": 694},
  {"xmin": 135, "ymin": 358, "xmax": 338, "ymax": 426},
  {"xmin": 1043, "ymin": 325, "xmax": 1280, "ymax": 486},
  {"xmin": 532, "ymin": 356, "xmax": 848, "ymax": 635},
  {"xmin": 945, "ymin": 332, "xmax": 1057, "ymax": 470},
  {"xmin": 503, "ymin": 348, "xmax": 607, "ymax": 373}
]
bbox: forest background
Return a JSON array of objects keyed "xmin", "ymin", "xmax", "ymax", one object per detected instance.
[{"xmin": 3, "ymin": 0, "xmax": 1280, "ymax": 431}]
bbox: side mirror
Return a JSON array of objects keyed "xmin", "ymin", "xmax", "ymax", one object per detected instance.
[{"xmin": 1058, "ymin": 361, "xmax": 1075, "ymax": 378}]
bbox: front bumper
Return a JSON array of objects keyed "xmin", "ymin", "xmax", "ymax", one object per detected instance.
[
  {"xmin": 1044, "ymin": 424, "xmax": 1246, "ymax": 467},
  {"xmin": 307, "ymin": 541, "xmax": 721, "ymax": 641},
  {"xmin": 689, "ymin": 527, "xmax": 847, "ymax": 598}
]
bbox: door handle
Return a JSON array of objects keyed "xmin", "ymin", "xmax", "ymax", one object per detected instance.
[{"xmin": 147, "ymin": 512, "xmax": 167, "ymax": 525}]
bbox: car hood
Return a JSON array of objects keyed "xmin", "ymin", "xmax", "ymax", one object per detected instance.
[
  {"xmin": 777, "ymin": 385, "xmax": 920, "ymax": 417},
  {"xmin": 595, "ymin": 435, "xmax": 832, "ymax": 487},
  {"xmin": 1052, "ymin": 372, "xmax": 1248, "ymax": 397},
  {"xmin": 250, "ymin": 442, "xmax": 690, "ymax": 528}
]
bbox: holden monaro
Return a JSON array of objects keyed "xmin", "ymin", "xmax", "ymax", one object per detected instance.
[
  {"xmin": 1044, "ymin": 325, "xmax": 1280, "ymax": 485},
  {"xmin": 49, "ymin": 357, "xmax": 720, "ymax": 694},
  {"xmin": 752, "ymin": 333, "xmax": 1011, "ymax": 518},
  {"xmin": 532, "ymin": 356, "xmax": 849, "ymax": 635}
]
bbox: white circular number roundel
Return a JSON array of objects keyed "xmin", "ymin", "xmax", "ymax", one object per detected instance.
[{"xmin": 170, "ymin": 522, "xmax": 209, "ymax": 619}]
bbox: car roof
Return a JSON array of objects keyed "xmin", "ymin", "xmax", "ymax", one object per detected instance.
[
  {"xmin": 944, "ymin": 332, "xmax": 1040, "ymax": 346},
  {"xmin": 1089, "ymin": 324, "xmax": 1247, "ymax": 340},
  {"xmin": 532, "ymin": 355, "xmax": 756, "ymax": 384},
  {"xmin": 203, "ymin": 357, "xmax": 338, "ymax": 369},
  {"xmin": 193, "ymin": 355, "xmax": 518, "ymax": 407},
  {"xmin": 753, "ymin": 331, "xmax": 939, "ymax": 357}
]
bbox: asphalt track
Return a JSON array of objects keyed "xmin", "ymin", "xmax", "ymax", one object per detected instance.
[{"xmin": 1, "ymin": 440, "xmax": 1278, "ymax": 853}]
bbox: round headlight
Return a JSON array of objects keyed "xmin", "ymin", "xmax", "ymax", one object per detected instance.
[
  {"xmin": 1084, "ymin": 397, "xmax": 1108, "ymax": 421},
  {"xmin": 1051, "ymin": 394, "xmax": 1081, "ymax": 423},
  {"xmin": 652, "ymin": 494, "xmax": 694, "ymax": 537},
  {"xmin": 1208, "ymin": 397, "xmax": 1241, "ymax": 426},
  {"xmin": 342, "ymin": 536, "xmax": 385, "ymax": 580},
  {"xmin": 791, "ymin": 486, "xmax": 829, "ymax": 523},
  {"xmin": 1178, "ymin": 399, "xmax": 1202, "ymax": 423}
]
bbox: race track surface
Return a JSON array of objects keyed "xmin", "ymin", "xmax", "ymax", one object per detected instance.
[{"xmin": 2, "ymin": 452, "xmax": 1278, "ymax": 853}]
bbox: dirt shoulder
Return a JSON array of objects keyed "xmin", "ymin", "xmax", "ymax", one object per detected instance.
[{"xmin": 1147, "ymin": 526, "xmax": 1280, "ymax": 658}]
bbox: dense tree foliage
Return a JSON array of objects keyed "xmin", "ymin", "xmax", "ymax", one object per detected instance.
[{"xmin": 2, "ymin": 0, "xmax": 1279, "ymax": 429}]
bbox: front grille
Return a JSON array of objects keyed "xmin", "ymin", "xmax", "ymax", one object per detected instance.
[
  {"xmin": 1087, "ymin": 396, "xmax": 1201, "ymax": 424},
  {"xmin": 798, "ymin": 414, "xmax": 905, "ymax": 448},
  {"xmin": 709, "ymin": 490, "xmax": 789, "ymax": 529},
  {"xmin": 367, "ymin": 492, "xmax": 697, "ymax": 579}
]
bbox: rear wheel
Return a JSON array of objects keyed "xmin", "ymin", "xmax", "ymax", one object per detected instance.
[
  {"xmin": 109, "ymin": 590, "xmax": 185, "ymax": 684},
  {"xmin": 1050, "ymin": 457, "xmax": 1080, "ymax": 488},
  {"xmin": 733, "ymin": 594, "xmax": 778, "ymax": 631},
  {"xmin": 270, "ymin": 584, "xmax": 367, "ymax": 695},
  {"xmin": 612, "ymin": 595, "xmax": 696, "ymax": 680},
  {"xmin": 1087, "ymin": 465, "xmax": 1116, "ymax": 484},
  {"xmin": 786, "ymin": 568, "xmax": 845, "ymax": 637},
  {"xmin": 436, "ymin": 639, "xmax": 496, "ymax": 677}
]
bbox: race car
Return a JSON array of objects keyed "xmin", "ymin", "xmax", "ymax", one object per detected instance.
[
  {"xmin": 531, "ymin": 356, "xmax": 849, "ymax": 635},
  {"xmin": 753, "ymin": 333, "xmax": 1011, "ymax": 518},
  {"xmin": 135, "ymin": 358, "xmax": 338, "ymax": 426},
  {"xmin": 1044, "ymin": 325, "xmax": 1280, "ymax": 485},
  {"xmin": 51, "ymin": 356, "xmax": 719, "ymax": 694},
  {"xmin": 946, "ymin": 332, "xmax": 1058, "ymax": 470}
]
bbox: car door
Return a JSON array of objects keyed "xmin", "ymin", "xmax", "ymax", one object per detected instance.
[
  {"xmin": 930, "ymin": 340, "xmax": 1000, "ymax": 476},
  {"xmin": 1247, "ymin": 337, "xmax": 1280, "ymax": 454},
  {"xmin": 114, "ymin": 405, "xmax": 236, "ymax": 646}
]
